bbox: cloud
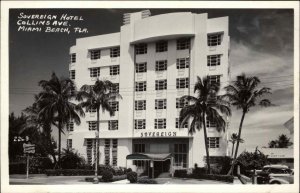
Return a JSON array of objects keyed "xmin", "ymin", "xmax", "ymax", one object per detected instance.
[{"xmin": 230, "ymin": 40, "xmax": 293, "ymax": 91}]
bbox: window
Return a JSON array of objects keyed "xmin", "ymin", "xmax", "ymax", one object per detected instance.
[
  {"xmin": 135, "ymin": 81, "xmax": 147, "ymax": 92},
  {"xmin": 175, "ymin": 118, "xmax": 188, "ymax": 128},
  {"xmin": 90, "ymin": 67, "xmax": 100, "ymax": 78},
  {"xmin": 136, "ymin": 62, "xmax": 147, "ymax": 73},
  {"xmin": 174, "ymin": 144, "xmax": 187, "ymax": 168},
  {"xmin": 109, "ymin": 83, "xmax": 119, "ymax": 93},
  {"xmin": 135, "ymin": 100, "xmax": 146, "ymax": 110},
  {"xmin": 208, "ymin": 137, "xmax": 220, "ymax": 148},
  {"xmin": 88, "ymin": 107, "xmax": 96, "ymax": 113},
  {"xmin": 110, "ymin": 65, "xmax": 120, "ymax": 75},
  {"xmin": 88, "ymin": 121, "xmax": 97, "ymax": 131},
  {"xmin": 207, "ymin": 55, "xmax": 221, "ymax": 66},
  {"xmin": 176, "ymin": 98, "xmax": 188, "ymax": 108},
  {"xmin": 110, "ymin": 47, "xmax": 120, "ymax": 58},
  {"xmin": 69, "ymin": 70, "xmax": 75, "ymax": 80},
  {"xmin": 155, "ymin": 79, "xmax": 167, "ymax": 90},
  {"xmin": 112, "ymin": 139, "xmax": 118, "ymax": 166},
  {"xmin": 208, "ymin": 33, "xmax": 222, "ymax": 46},
  {"xmin": 176, "ymin": 58, "xmax": 189, "ymax": 69},
  {"xmin": 109, "ymin": 120, "xmax": 118, "ymax": 130},
  {"xmin": 207, "ymin": 75, "xmax": 221, "ymax": 86},
  {"xmin": 70, "ymin": 53, "xmax": 76, "ymax": 63},
  {"xmin": 135, "ymin": 44, "xmax": 147, "ymax": 55},
  {"xmin": 154, "ymin": 119, "xmax": 166, "ymax": 129},
  {"xmin": 86, "ymin": 139, "xmax": 95, "ymax": 165},
  {"xmin": 109, "ymin": 101, "xmax": 119, "ymax": 112},
  {"xmin": 156, "ymin": 41, "xmax": 168, "ymax": 52},
  {"xmin": 90, "ymin": 49, "xmax": 101, "ymax": 60},
  {"xmin": 104, "ymin": 139, "xmax": 110, "ymax": 165},
  {"xmin": 67, "ymin": 139, "xmax": 72, "ymax": 149},
  {"xmin": 155, "ymin": 99, "xmax": 167, "ymax": 110},
  {"xmin": 206, "ymin": 117, "xmax": 216, "ymax": 127},
  {"xmin": 67, "ymin": 122, "xmax": 74, "ymax": 131},
  {"xmin": 134, "ymin": 144, "xmax": 145, "ymax": 153},
  {"xmin": 176, "ymin": 78, "xmax": 189, "ymax": 89},
  {"xmin": 155, "ymin": 60, "xmax": 167, "ymax": 71},
  {"xmin": 135, "ymin": 119, "xmax": 146, "ymax": 129},
  {"xmin": 177, "ymin": 38, "xmax": 190, "ymax": 50}
]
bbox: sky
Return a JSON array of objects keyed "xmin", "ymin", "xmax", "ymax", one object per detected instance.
[{"xmin": 9, "ymin": 8, "xmax": 294, "ymax": 153}]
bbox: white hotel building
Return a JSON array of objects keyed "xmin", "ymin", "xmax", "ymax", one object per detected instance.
[{"xmin": 67, "ymin": 10, "xmax": 230, "ymax": 176}]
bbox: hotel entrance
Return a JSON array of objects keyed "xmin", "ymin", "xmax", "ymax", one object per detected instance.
[
  {"xmin": 154, "ymin": 159, "xmax": 171, "ymax": 177},
  {"xmin": 127, "ymin": 138, "xmax": 189, "ymax": 178},
  {"xmin": 126, "ymin": 153, "xmax": 172, "ymax": 178}
]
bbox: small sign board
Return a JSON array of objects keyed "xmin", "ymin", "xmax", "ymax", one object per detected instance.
[{"xmin": 23, "ymin": 143, "xmax": 35, "ymax": 154}]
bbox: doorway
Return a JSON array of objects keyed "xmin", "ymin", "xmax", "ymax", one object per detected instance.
[{"xmin": 154, "ymin": 159, "xmax": 171, "ymax": 178}]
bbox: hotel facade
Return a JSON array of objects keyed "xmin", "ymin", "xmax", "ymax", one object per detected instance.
[{"xmin": 67, "ymin": 10, "xmax": 231, "ymax": 175}]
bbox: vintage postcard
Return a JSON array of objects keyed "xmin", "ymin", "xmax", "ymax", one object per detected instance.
[{"xmin": 1, "ymin": 1, "xmax": 299, "ymax": 193}]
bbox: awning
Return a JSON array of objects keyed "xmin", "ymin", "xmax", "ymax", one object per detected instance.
[{"xmin": 126, "ymin": 153, "xmax": 172, "ymax": 161}]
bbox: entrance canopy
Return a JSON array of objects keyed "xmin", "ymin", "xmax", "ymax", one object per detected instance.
[{"xmin": 126, "ymin": 153, "xmax": 172, "ymax": 161}]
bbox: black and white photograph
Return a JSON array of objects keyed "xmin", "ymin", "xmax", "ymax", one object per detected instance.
[{"xmin": 1, "ymin": 1, "xmax": 299, "ymax": 193}]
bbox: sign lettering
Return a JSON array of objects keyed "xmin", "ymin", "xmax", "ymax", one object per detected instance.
[{"xmin": 141, "ymin": 131, "xmax": 177, "ymax": 137}]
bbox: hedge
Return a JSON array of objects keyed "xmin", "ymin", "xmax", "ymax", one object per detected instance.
[
  {"xmin": 9, "ymin": 162, "xmax": 26, "ymax": 174},
  {"xmin": 174, "ymin": 169, "xmax": 188, "ymax": 178}
]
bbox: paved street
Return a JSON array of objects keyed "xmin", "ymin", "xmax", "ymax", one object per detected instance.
[{"xmin": 10, "ymin": 175, "xmax": 240, "ymax": 185}]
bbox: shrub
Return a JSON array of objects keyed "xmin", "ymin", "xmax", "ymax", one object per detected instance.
[
  {"xmin": 125, "ymin": 168, "xmax": 132, "ymax": 173},
  {"xmin": 61, "ymin": 148, "xmax": 85, "ymax": 169},
  {"xmin": 9, "ymin": 162, "xmax": 26, "ymax": 174},
  {"xmin": 174, "ymin": 169, "xmax": 188, "ymax": 178},
  {"xmin": 98, "ymin": 165, "xmax": 115, "ymax": 175},
  {"xmin": 192, "ymin": 167, "xmax": 207, "ymax": 176},
  {"xmin": 113, "ymin": 166, "xmax": 125, "ymax": 176},
  {"xmin": 113, "ymin": 174, "xmax": 127, "ymax": 182},
  {"xmin": 137, "ymin": 177, "xmax": 157, "ymax": 184},
  {"xmin": 29, "ymin": 157, "xmax": 53, "ymax": 174},
  {"xmin": 102, "ymin": 170, "xmax": 113, "ymax": 182},
  {"xmin": 127, "ymin": 171, "xmax": 138, "ymax": 183}
]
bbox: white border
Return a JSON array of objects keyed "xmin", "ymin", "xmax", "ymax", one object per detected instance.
[{"xmin": 1, "ymin": 1, "xmax": 299, "ymax": 193}]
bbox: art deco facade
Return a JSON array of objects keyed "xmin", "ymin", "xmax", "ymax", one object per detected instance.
[{"xmin": 67, "ymin": 10, "xmax": 230, "ymax": 175}]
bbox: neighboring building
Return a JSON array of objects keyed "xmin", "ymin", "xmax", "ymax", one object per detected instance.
[
  {"xmin": 284, "ymin": 117, "xmax": 294, "ymax": 135},
  {"xmin": 67, "ymin": 10, "xmax": 230, "ymax": 176},
  {"xmin": 245, "ymin": 148, "xmax": 294, "ymax": 169}
]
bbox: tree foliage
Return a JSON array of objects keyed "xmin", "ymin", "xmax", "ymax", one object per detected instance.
[
  {"xmin": 60, "ymin": 148, "xmax": 85, "ymax": 169},
  {"xmin": 237, "ymin": 148, "xmax": 269, "ymax": 170},
  {"xmin": 36, "ymin": 72, "xmax": 84, "ymax": 167},
  {"xmin": 179, "ymin": 76, "xmax": 231, "ymax": 174},
  {"xmin": 268, "ymin": 134, "xmax": 293, "ymax": 148},
  {"xmin": 223, "ymin": 73, "xmax": 272, "ymax": 174}
]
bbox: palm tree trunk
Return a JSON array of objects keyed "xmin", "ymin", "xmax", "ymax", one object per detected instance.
[
  {"xmin": 203, "ymin": 113, "xmax": 211, "ymax": 174},
  {"xmin": 94, "ymin": 108, "xmax": 100, "ymax": 182},
  {"xmin": 58, "ymin": 121, "xmax": 62, "ymax": 169},
  {"xmin": 231, "ymin": 142, "xmax": 235, "ymax": 158},
  {"xmin": 227, "ymin": 111, "xmax": 246, "ymax": 175}
]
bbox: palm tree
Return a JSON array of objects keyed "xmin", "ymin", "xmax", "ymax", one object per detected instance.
[
  {"xmin": 24, "ymin": 97, "xmax": 57, "ymax": 165},
  {"xmin": 37, "ymin": 72, "xmax": 84, "ymax": 168},
  {"xmin": 223, "ymin": 73, "xmax": 272, "ymax": 175},
  {"xmin": 179, "ymin": 76, "xmax": 231, "ymax": 174},
  {"xmin": 229, "ymin": 133, "xmax": 244, "ymax": 157},
  {"xmin": 76, "ymin": 79, "xmax": 122, "ymax": 183}
]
